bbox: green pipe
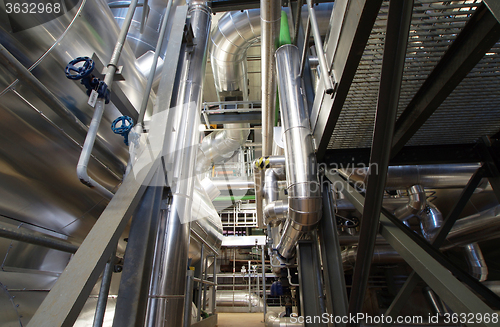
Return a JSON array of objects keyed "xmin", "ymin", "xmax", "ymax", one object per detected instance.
[
  {"xmin": 276, "ymin": 11, "xmax": 292, "ymax": 126},
  {"xmin": 213, "ymin": 195, "xmax": 256, "ymax": 202}
]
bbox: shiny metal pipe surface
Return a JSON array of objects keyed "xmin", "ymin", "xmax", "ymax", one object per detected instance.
[
  {"xmin": 145, "ymin": 3, "xmax": 211, "ymax": 326},
  {"xmin": 341, "ymin": 163, "xmax": 481, "ymax": 190},
  {"xmin": 196, "ymin": 123, "xmax": 250, "ymax": 174},
  {"xmin": 93, "ymin": 249, "xmax": 116, "ymax": 327},
  {"xmin": 342, "ymin": 245, "xmax": 404, "ymax": 270},
  {"xmin": 463, "ymin": 242, "xmax": 488, "ymax": 282},
  {"xmin": 76, "ymin": 0, "xmax": 139, "ymax": 199},
  {"xmin": 275, "ymin": 45, "xmax": 321, "ymax": 259},
  {"xmin": 442, "ymin": 204, "xmax": 500, "ymax": 249},
  {"xmin": 393, "ymin": 185, "xmax": 426, "ymax": 221},
  {"xmin": 420, "ymin": 202, "xmax": 443, "ymax": 241},
  {"xmin": 261, "ymin": 0, "xmax": 281, "ymax": 156},
  {"xmin": 183, "ymin": 270, "xmax": 195, "ymax": 327}
]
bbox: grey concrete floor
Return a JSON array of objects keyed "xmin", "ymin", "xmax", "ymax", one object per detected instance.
[{"xmin": 217, "ymin": 313, "xmax": 265, "ymax": 326}]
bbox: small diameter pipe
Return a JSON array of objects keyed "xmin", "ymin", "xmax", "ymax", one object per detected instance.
[
  {"xmin": 0, "ymin": 44, "xmax": 120, "ymax": 172},
  {"xmin": 76, "ymin": 0, "xmax": 139, "ymax": 199},
  {"xmin": 305, "ymin": 0, "xmax": 334, "ymax": 94},
  {"xmin": 183, "ymin": 270, "xmax": 195, "ymax": 327},
  {"xmin": 197, "ymin": 244, "xmax": 204, "ymax": 322},
  {"xmin": 137, "ymin": 0, "xmax": 174, "ymax": 126},
  {"xmin": 93, "ymin": 248, "xmax": 117, "ymax": 327},
  {"xmin": 0, "ymin": 225, "xmax": 78, "ymax": 254},
  {"xmin": 212, "ymin": 256, "xmax": 217, "ymax": 314}
]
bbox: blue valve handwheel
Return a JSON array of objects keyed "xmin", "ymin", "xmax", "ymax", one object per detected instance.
[
  {"xmin": 111, "ymin": 116, "xmax": 134, "ymax": 146},
  {"xmin": 65, "ymin": 57, "xmax": 95, "ymax": 80}
]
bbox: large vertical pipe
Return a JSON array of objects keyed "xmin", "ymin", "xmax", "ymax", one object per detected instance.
[
  {"xmin": 144, "ymin": 2, "xmax": 211, "ymax": 326},
  {"xmin": 275, "ymin": 45, "xmax": 322, "ymax": 259},
  {"xmin": 261, "ymin": 0, "xmax": 281, "ymax": 156}
]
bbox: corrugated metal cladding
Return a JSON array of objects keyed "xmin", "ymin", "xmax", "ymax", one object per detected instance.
[{"xmin": 328, "ymin": 0, "xmax": 500, "ymax": 149}]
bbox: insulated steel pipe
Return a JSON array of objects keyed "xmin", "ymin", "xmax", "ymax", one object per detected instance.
[
  {"xmin": 275, "ymin": 45, "xmax": 321, "ymax": 259},
  {"xmin": 196, "ymin": 123, "xmax": 250, "ymax": 174},
  {"xmin": 76, "ymin": 0, "xmax": 140, "ymax": 199},
  {"xmin": 393, "ymin": 185, "xmax": 426, "ymax": 221},
  {"xmin": 340, "ymin": 164, "xmax": 482, "ymax": 190},
  {"xmin": 145, "ymin": 2, "xmax": 211, "ymax": 326},
  {"xmin": 261, "ymin": 0, "xmax": 281, "ymax": 156},
  {"xmin": 419, "ymin": 202, "xmax": 443, "ymax": 241}
]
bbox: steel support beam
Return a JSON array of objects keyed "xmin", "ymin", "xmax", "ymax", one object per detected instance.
[
  {"xmin": 297, "ymin": 241, "xmax": 327, "ymax": 327},
  {"xmin": 477, "ymin": 137, "xmax": 500, "ymax": 202},
  {"xmin": 347, "ymin": 0, "xmax": 413, "ymax": 321},
  {"xmin": 391, "ymin": 3, "xmax": 500, "ymax": 155},
  {"xmin": 27, "ymin": 160, "xmax": 160, "ymax": 327},
  {"xmin": 378, "ymin": 166, "xmax": 487, "ymax": 325},
  {"xmin": 112, "ymin": 177, "xmax": 165, "ymax": 327},
  {"xmin": 311, "ymin": 0, "xmax": 383, "ymax": 159},
  {"xmin": 328, "ymin": 173, "xmax": 500, "ymax": 327},
  {"xmin": 319, "ymin": 183, "xmax": 348, "ymax": 326},
  {"xmin": 321, "ymin": 143, "xmax": 480, "ymax": 167}
]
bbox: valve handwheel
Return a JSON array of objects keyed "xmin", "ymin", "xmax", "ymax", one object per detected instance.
[
  {"xmin": 111, "ymin": 116, "xmax": 134, "ymax": 146},
  {"xmin": 65, "ymin": 57, "xmax": 95, "ymax": 80}
]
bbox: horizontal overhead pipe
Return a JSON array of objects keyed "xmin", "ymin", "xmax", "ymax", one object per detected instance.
[{"xmin": 340, "ymin": 163, "xmax": 482, "ymax": 190}]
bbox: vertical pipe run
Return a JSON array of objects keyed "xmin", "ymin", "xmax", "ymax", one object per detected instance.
[
  {"xmin": 305, "ymin": 0, "xmax": 334, "ymax": 94},
  {"xmin": 137, "ymin": 0, "xmax": 174, "ymax": 126},
  {"xmin": 145, "ymin": 2, "xmax": 212, "ymax": 326},
  {"xmin": 261, "ymin": 0, "xmax": 281, "ymax": 156},
  {"xmin": 347, "ymin": 0, "xmax": 413, "ymax": 322},
  {"xmin": 197, "ymin": 244, "xmax": 205, "ymax": 322},
  {"xmin": 76, "ymin": 0, "xmax": 140, "ymax": 199},
  {"xmin": 212, "ymin": 256, "xmax": 217, "ymax": 314},
  {"xmin": 261, "ymin": 245, "xmax": 266, "ymax": 318},
  {"xmin": 93, "ymin": 249, "xmax": 116, "ymax": 327},
  {"xmin": 275, "ymin": 45, "xmax": 322, "ymax": 259}
]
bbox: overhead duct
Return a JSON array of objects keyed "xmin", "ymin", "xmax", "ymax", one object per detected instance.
[
  {"xmin": 420, "ymin": 202, "xmax": 444, "ymax": 241},
  {"xmin": 196, "ymin": 123, "xmax": 250, "ymax": 174},
  {"xmin": 275, "ymin": 45, "xmax": 321, "ymax": 259}
]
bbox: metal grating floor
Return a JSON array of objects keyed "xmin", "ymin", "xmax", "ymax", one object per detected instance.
[{"xmin": 328, "ymin": 0, "xmax": 500, "ymax": 149}]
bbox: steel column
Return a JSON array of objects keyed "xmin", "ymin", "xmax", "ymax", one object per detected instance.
[
  {"xmin": 391, "ymin": 3, "xmax": 500, "ymax": 155},
  {"xmin": 319, "ymin": 183, "xmax": 348, "ymax": 326},
  {"xmin": 347, "ymin": 0, "xmax": 413, "ymax": 321},
  {"xmin": 297, "ymin": 241, "xmax": 327, "ymax": 327}
]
